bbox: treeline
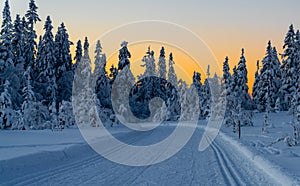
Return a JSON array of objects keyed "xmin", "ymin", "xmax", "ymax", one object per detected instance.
[{"xmin": 0, "ymin": 0, "xmax": 299, "ymax": 133}]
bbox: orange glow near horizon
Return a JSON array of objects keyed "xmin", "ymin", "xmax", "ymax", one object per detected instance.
[
  {"xmin": 104, "ymin": 42, "xmax": 206, "ymax": 85},
  {"xmin": 72, "ymin": 38, "xmax": 283, "ymax": 95}
]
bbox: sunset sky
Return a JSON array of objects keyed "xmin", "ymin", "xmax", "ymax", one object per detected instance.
[{"xmin": 4, "ymin": 0, "xmax": 300, "ymax": 92}]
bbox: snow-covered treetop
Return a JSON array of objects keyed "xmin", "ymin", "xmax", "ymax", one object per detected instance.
[
  {"xmin": 118, "ymin": 41, "xmax": 131, "ymax": 70},
  {"xmin": 160, "ymin": 46, "xmax": 165, "ymax": 58},
  {"xmin": 121, "ymin": 41, "xmax": 128, "ymax": 48},
  {"xmin": 25, "ymin": 0, "xmax": 40, "ymax": 28},
  {"xmin": 169, "ymin": 52, "xmax": 173, "ymax": 62},
  {"xmin": 43, "ymin": 16, "xmax": 53, "ymax": 34},
  {"xmin": 193, "ymin": 71, "xmax": 201, "ymax": 83},
  {"xmin": 95, "ymin": 40, "xmax": 102, "ymax": 56},
  {"xmin": 84, "ymin": 37, "xmax": 89, "ymax": 58},
  {"xmin": 206, "ymin": 65, "xmax": 210, "ymax": 78},
  {"xmin": 1, "ymin": 0, "xmax": 11, "ymax": 29},
  {"xmin": 74, "ymin": 40, "xmax": 82, "ymax": 62}
]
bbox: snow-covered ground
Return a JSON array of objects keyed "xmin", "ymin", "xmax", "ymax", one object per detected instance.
[
  {"xmin": 222, "ymin": 111, "xmax": 300, "ymax": 180},
  {"xmin": 0, "ymin": 112, "xmax": 300, "ymax": 185}
]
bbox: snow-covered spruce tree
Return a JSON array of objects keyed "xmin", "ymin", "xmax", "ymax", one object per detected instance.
[
  {"xmin": 94, "ymin": 42, "xmax": 113, "ymax": 126},
  {"xmin": 166, "ymin": 53, "xmax": 180, "ymax": 121},
  {"xmin": 12, "ymin": 14, "xmax": 25, "ymax": 68},
  {"xmin": 24, "ymin": 0, "xmax": 40, "ymax": 70},
  {"xmin": 54, "ymin": 22, "xmax": 73, "ymax": 103},
  {"xmin": 72, "ymin": 40, "xmax": 83, "ymax": 96},
  {"xmin": 0, "ymin": 80, "xmax": 13, "ymax": 129},
  {"xmin": 252, "ymin": 60, "xmax": 261, "ymax": 110},
  {"xmin": 140, "ymin": 46, "xmax": 156, "ymax": 79},
  {"xmin": 192, "ymin": 71, "xmax": 202, "ymax": 119},
  {"xmin": 271, "ymin": 46, "xmax": 282, "ymax": 89},
  {"xmin": 158, "ymin": 46, "xmax": 167, "ymax": 80},
  {"xmin": 236, "ymin": 48, "xmax": 251, "ymax": 109},
  {"xmin": 178, "ymin": 80, "xmax": 189, "ymax": 121},
  {"xmin": 118, "ymin": 41, "xmax": 131, "ymax": 71},
  {"xmin": 73, "ymin": 40, "xmax": 82, "ymax": 72},
  {"xmin": 0, "ymin": 0, "xmax": 14, "ymax": 74},
  {"xmin": 93, "ymin": 40, "xmax": 106, "ymax": 86},
  {"xmin": 0, "ymin": 0, "xmax": 20, "ymax": 110},
  {"xmin": 49, "ymin": 76, "xmax": 58, "ymax": 130},
  {"xmin": 16, "ymin": 67, "xmax": 49, "ymax": 130},
  {"xmin": 221, "ymin": 57, "xmax": 234, "ymax": 126},
  {"xmin": 58, "ymin": 100, "xmax": 75, "ymax": 129},
  {"xmin": 231, "ymin": 66, "xmax": 239, "ymax": 132},
  {"xmin": 131, "ymin": 47, "xmax": 160, "ymax": 119},
  {"xmin": 294, "ymin": 30, "xmax": 300, "ymax": 84},
  {"xmin": 34, "ymin": 16, "xmax": 57, "ymax": 106},
  {"xmin": 11, "ymin": 14, "xmax": 26, "ymax": 108},
  {"xmin": 112, "ymin": 41, "xmax": 135, "ymax": 124},
  {"xmin": 168, "ymin": 53, "xmax": 178, "ymax": 89},
  {"xmin": 257, "ymin": 41, "xmax": 280, "ymax": 111},
  {"xmin": 72, "ymin": 38, "xmax": 96, "ymax": 127},
  {"xmin": 200, "ymin": 65, "xmax": 212, "ymax": 119},
  {"xmin": 280, "ymin": 24, "xmax": 297, "ymax": 111},
  {"xmin": 210, "ymin": 73, "xmax": 222, "ymax": 120},
  {"xmin": 231, "ymin": 63, "xmax": 253, "ymax": 130}
]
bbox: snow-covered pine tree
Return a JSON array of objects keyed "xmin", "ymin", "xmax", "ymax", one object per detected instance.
[
  {"xmin": 118, "ymin": 41, "xmax": 131, "ymax": 70},
  {"xmin": 34, "ymin": 16, "xmax": 57, "ymax": 106},
  {"xmin": 11, "ymin": 14, "xmax": 26, "ymax": 108},
  {"xmin": 280, "ymin": 24, "xmax": 297, "ymax": 111},
  {"xmin": 257, "ymin": 41, "xmax": 280, "ymax": 111},
  {"xmin": 24, "ymin": 0, "xmax": 40, "ymax": 70},
  {"xmin": 0, "ymin": 0, "xmax": 14, "ymax": 85},
  {"xmin": 210, "ymin": 73, "xmax": 222, "ymax": 120},
  {"xmin": 58, "ymin": 100, "xmax": 75, "ymax": 129},
  {"xmin": 236, "ymin": 48, "xmax": 251, "ymax": 109},
  {"xmin": 232, "ymin": 61, "xmax": 253, "ymax": 127},
  {"xmin": 157, "ymin": 46, "xmax": 167, "ymax": 80},
  {"xmin": 140, "ymin": 46, "xmax": 156, "ymax": 79},
  {"xmin": 192, "ymin": 71, "xmax": 202, "ymax": 119},
  {"xmin": 49, "ymin": 76, "xmax": 58, "ymax": 130},
  {"xmin": 168, "ymin": 53, "xmax": 178, "ymax": 88},
  {"xmin": 94, "ymin": 42, "xmax": 112, "ymax": 125},
  {"xmin": 178, "ymin": 80, "xmax": 189, "ymax": 121},
  {"xmin": 72, "ymin": 40, "xmax": 83, "ymax": 96},
  {"xmin": 222, "ymin": 56, "xmax": 231, "ymax": 92},
  {"xmin": 54, "ymin": 22, "xmax": 73, "ymax": 75},
  {"xmin": 72, "ymin": 38, "xmax": 96, "ymax": 127},
  {"xmin": 73, "ymin": 40, "xmax": 82, "ymax": 72},
  {"xmin": 0, "ymin": 0, "xmax": 21, "ymax": 110},
  {"xmin": 93, "ymin": 40, "xmax": 105, "ymax": 86},
  {"xmin": 17, "ymin": 67, "xmax": 49, "ymax": 130},
  {"xmin": 221, "ymin": 57, "xmax": 234, "ymax": 125},
  {"xmin": 0, "ymin": 80, "xmax": 13, "ymax": 129},
  {"xmin": 252, "ymin": 60, "xmax": 261, "ymax": 110},
  {"xmin": 54, "ymin": 22, "xmax": 73, "ymax": 103},
  {"xmin": 200, "ymin": 65, "xmax": 212, "ymax": 119},
  {"xmin": 111, "ymin": 41, "xmax": 135, "ymax": 124},
  {"xmin": 12, "ymin": 14, "xmax": 25, "ymax": 68},
  {"xmin": 231, "ymin": 65, "xmax": 240, "ymax": 131},
  {"xmin": 271, "ymin": 46, "xmax": 282, "ymax": 89},
  {"xmin": 294, "ymin": 30, "xmax": 300, "ymax": 85},
  {"xmin": 166, "ymin": 53, "xmax": 179, "ymax": 121}
]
